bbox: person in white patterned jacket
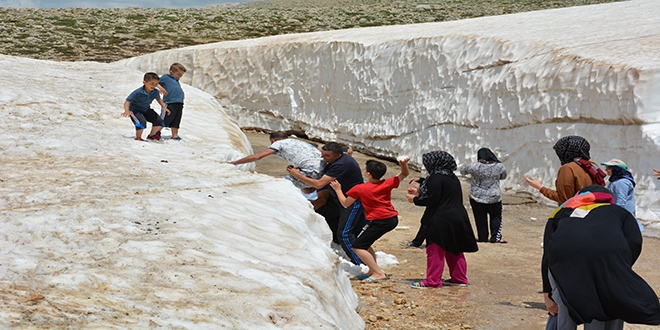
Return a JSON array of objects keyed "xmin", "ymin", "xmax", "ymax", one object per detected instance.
[{"xmin": 459, "ymin": 148, "xmax": 508, "ymax": 243}]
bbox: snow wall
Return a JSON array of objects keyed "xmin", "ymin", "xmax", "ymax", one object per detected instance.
[
  {"xmin": 121, "ymin": 0, "xmax": 660, "ymax": 230},
  {"xmin": 0, "ymin": 55, "xmax": 363, "ymax": 329}
]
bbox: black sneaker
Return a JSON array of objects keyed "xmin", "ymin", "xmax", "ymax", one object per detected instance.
[{"xmin": 443, "ymin": 279, "xmax": 468, "ymax": 287}]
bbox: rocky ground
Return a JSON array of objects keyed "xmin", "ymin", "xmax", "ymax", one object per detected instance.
[
  {"xmin": 0, "ymin": 0, "xmax": 620, "ymax": 62},
  {"xmin": 244, "ymin": 131, "xmax": 660, "ymax": 330},
  {"xmin": 4, "ymin": 1, "xmax": 650, "ymax": 328}
]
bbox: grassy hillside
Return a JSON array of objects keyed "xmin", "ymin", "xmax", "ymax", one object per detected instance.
[{"xmin": 0, "ymin": 0, "xmax": 621, "ymax": 62}]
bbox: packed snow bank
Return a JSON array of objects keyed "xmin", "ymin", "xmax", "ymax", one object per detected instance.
[
  {"xmin": 121, "ymin": 0, "xmax": 660, "ymax": 228},
  {"xmin": 0, "ymin": 55, "xmax": 363, "ymax": 329}
]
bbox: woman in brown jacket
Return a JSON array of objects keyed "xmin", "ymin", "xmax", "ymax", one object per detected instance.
[{"xmin": 526, "ymin": 135, "xmax": 604, "ymax": 205}]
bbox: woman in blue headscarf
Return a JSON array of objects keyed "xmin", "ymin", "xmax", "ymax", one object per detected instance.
[{"xmin": 600, "ymin": 158, "xmax": 643, "ymax": 232}]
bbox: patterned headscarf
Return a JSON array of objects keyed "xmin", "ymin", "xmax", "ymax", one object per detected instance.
[
  {"xmin": 553, "ymin": 135, "xmax": 591, "ymax": 165},
  {"xmin": 418, "ymin": 151, "xmax": 457, "ymax": 200},
  {"xmin": 477, "ymin": 147, "xmax": 500, "ymax": 163}
]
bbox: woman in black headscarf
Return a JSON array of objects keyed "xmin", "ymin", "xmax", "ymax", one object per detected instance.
[
  {"xmin": 542, "ymin": 185, "xmax": 660, "ymax": 329},
  {"xmin": 460, "ymin": 148, "xmax": 508, "ymax": 243},
  {"xmin": 526, "ymin": 135, "xmax": 604, "ymax": 205},
  {"xmin": 406, "ymin": 151, "xmax": 478, "ymax": 288}
]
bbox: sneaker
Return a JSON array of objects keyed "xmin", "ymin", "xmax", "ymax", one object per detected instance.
[
  {"xmin": 147, "ymin": 134, "xmax": 161, "ymax": 141},
  {"xmin": 443, "ymin": 279, "xmax": 468, "ymax": 287},
  {"xmin": 411, "ymin": 282, "xmax": 432, "ymax": 289},
  {"xmin": 171, "ymin": 136, "xmax": 182, "ymax": 141},
  {"xmin": 400, "ymin": 241, "xmax": 423, "ymax": 249}
]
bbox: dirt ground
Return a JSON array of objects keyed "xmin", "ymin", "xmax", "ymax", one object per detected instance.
[{"xmin": 243, "ymin": 130, "xmax": 660, "ymax": 330}]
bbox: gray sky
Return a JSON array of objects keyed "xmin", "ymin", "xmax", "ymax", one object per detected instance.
[{"xmin": 0, "ymin": 0, "xmax": 251, "ymax": 8}]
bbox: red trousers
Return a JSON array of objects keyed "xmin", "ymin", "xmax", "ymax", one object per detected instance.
[{"xmin": 422, "ymin": 243, "xmax": 468, "ymax": 288}]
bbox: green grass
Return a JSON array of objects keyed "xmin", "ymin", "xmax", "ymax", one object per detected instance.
[{"xmin": 0, "ymin": 0, "xmax": 624, "ymax": 62}]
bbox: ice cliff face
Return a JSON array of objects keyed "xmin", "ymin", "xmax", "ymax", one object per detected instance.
[
  {"xmin": 0, "ymin": 55, "xmax": 363, "ymax": 329},
  {"xmin": 121, "ymin": 0, "xmax": 660, "ymax": 228}
]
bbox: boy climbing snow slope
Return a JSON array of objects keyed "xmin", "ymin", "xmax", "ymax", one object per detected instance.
[
  {"xmin": 330, "ymin": 157, "xmax": 410, "ymax": 283},
  {"xmin": 122, "ymin": 72, "xmax": 170, "ymax": 141},
  {"xmin": 157, "ymin": 63, "xmax": 186, "ymax": 140}
]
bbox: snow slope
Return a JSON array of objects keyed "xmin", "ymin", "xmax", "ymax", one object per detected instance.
[
  {"xmin": 0, "ymin": 55, "xmax": 363, "ymax": 329},
  {"xmin": 121, "ymin": 0, "xmax": 660, "ymax": 228}
]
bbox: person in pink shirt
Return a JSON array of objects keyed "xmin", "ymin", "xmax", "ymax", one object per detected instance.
[{"xmin": 330, "ymin": 157, "xmax": 409, "ymax": 283}]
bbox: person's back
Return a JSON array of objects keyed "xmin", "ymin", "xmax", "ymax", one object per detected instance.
[
  {"xmin": 269, "ymin": 138, "xmax": 323, "ymax": 173},
  {"xmin": 460, "ymin": 147, "xmax": 508, "ymax": 243},
  {"xmin": 348, "ymin": 176, "xmax": 399, "ymax": 220},
  {"xmin": 542, "ymin": 185, "xmax": 660, "ymax": 328},
  {"xmin": 609, "ymin": 178, "xmax": 636, "ymax": 216},
  {"xmin": 527, "ymin": 135, "xmax": 604, "ymax": 205},
  {"xmin": 423, "ymin": 174, "xmax": 466, "ymax": 216},
  {"xmin": 330, "ymin": 158, "xmax": 409, "ymax": 282},
  {"xmin": 160, "ymin": 73, "xmax": 184, "ymax": 105},
  {"xmin": 548, "ymin": 161, "xmax": 593, "ymax": 204},
  {"xmin": 461, "ymin": 161, "xmax": 507, "ymax": 204},
  {"xmin": 323, "ymin": 153, "xmax": 363, "ymax": 195}
]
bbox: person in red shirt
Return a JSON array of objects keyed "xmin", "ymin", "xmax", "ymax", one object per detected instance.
[{"xmin": 330, "ymin": 157, "xmax": 409, "ymax": 282}]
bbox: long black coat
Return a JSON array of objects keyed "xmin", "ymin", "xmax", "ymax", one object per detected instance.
[
  {"xmin": 542, "ymin": 204, "xmax": 660, "ymax": 325},
  {"xmin": 414, "ymin": 174, "xmax": 478, "ymax": 255}
]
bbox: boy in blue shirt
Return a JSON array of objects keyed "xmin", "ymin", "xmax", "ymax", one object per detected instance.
[
  {"xmin": 157, "ymin": 63, "xmax": 186, "ymax": 140},
  {"xmin": 122, "ymin": 72, "xmax": 170, "ymax": 141}
]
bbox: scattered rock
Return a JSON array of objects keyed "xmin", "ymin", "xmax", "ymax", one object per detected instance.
[{"xmin": 28, "ymin": 293, "xmax": 44, "ymax": 301}]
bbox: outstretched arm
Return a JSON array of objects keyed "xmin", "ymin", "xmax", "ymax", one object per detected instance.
[
  {"xmin": 395, "ymin": 157, "xmax": 410, "ymax": 182},
  {"xmin": 329, "ymin": 180, "xmax": 356, "ymax": 208},
  {"xmin": 229, "ymin": 148, "xmax": 276, "ymax": 165},
  {"xmin": 289, "ymin": 169, "xmax": 335, "ymax": 189}
]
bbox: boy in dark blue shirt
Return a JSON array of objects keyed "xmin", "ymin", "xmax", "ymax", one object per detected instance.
[
  {"xmin": 122, "ymin": 72, "xmax": 170, "ymax": 141},
  {"xmin": 157, "ymin": 63, "xmax": 186, "ymax": 140}
]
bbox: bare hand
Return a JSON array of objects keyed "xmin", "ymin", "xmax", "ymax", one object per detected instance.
[
  {"xmin": 286, "ymin": 165, "xmax": 294, "ymax": 171},
  {"xmin": 121, "ymin": 110, "xmax": 131, "ymax": 117},
  {"xmin": 164, "ymin": 108, "xmax": 171, "ymax": 115},
  {"xmin": 397, "ymin": 156, "xmax": 410, "ymax": 164},
  {"xmin": 525, "ymin": 176, "xmax": 543, "ymax": 190},
  {"xmin": 406, "ymin": 193, "xmax": 416, "ymax": 203},
  {"xmin": 544, "ymin": 293, "xmax": 558, "ymax": 316},
  {"xmin": 408, "ymin": 177, "xmax": 420, "ymax": 184},
  {"xmin": 653, "ymin": 169, "xmax": 660, "ymax": 180},
  {"xmin": 407, "ymin": 186, "xmax": 418, "ymax": 196},
  {"xmin": 329, "ymin": 180, "xmax": 341, "ymax": 191},
  {"xmin": 288, "ymin": 167, "xmax": 301, "ymax": 176}
]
